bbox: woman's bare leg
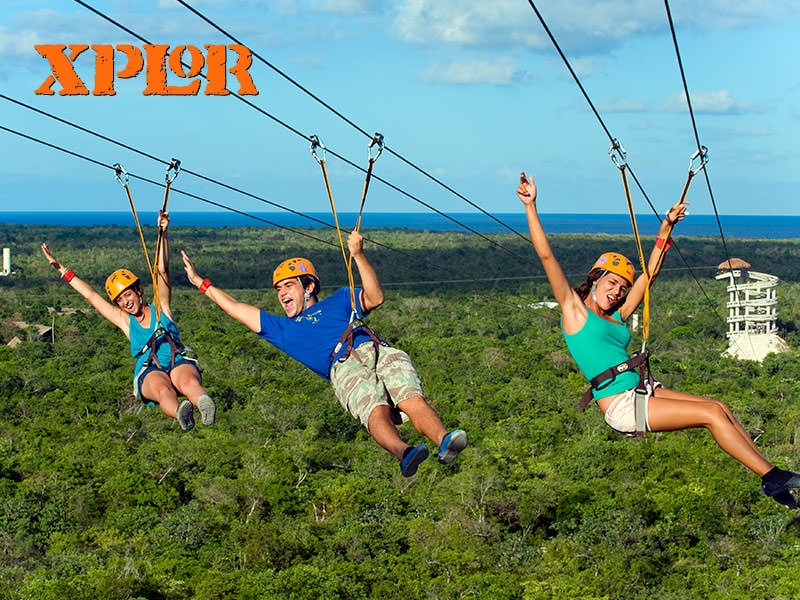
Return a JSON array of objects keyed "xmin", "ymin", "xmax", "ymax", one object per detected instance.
[
  {"xmin": 653, "ymin": 387, "xmax": 763, "ymax": 457},
  {"xmin": 648, "ymin": 387, "xmax": 772, "ymax": 476}
]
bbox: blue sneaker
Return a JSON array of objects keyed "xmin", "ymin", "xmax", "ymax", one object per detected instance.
[
  {"xmin": 437, "ymin": 429, "xmax": 468, "ymax": 464},
  {"xmin": 400, "ymin": 444, "xmax": 429, "ymax": 477}
]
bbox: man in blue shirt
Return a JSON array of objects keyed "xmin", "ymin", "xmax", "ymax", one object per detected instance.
[{"xmin": 181, "ymin": 231, "xmax": 466, "ymax": 476}]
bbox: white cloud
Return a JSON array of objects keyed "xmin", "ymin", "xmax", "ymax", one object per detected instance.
[
  {"xmin": 308, "ymin": 0, "xmax": 380, "ymax": 14},
  {"xmin": 392, "ymin": 0, "xmax": 800, "ymax": 54},
  {"xmin": 660, "ymin": 90, "xmax": 765, "ymax": 114},
  {"xmin": 419, "ymin": 58, "xmax": 527, "ymax": 85},
  {"xmin": 598, "ymin": 97, "xmax": 649, "ymax": 113}
]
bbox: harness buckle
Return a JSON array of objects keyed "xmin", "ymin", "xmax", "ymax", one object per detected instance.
[
  {"xmin": 113, "ymin": 163, "xmax": 129, "ymax": 187},
  {"xmin": 165, "ymin": 158, "xmax": 181, "ymax": 184},
  {"xmin": 609, "ymin": 138, "xmax": 627, "ymax": 169},
  {"xmin": 689, "ymin": 145, "xmax": 709, "ymax": 176}
]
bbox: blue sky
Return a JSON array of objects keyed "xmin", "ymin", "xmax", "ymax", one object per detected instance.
[{"xmin": 0, "ymin": 0, "xmax": 798, "ymax": 219}]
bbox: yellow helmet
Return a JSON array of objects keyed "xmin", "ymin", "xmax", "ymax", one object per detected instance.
[
  {"xmin": 105, "ymin": 268, "xmax": 140, "ymax": 302},
  {"xmin": 591, "ymin": 252, "xmax": 635, "ymax": 285},
  {"xmin": 272, "ymin": 257, "xmax": 320, "ymax": 289}
]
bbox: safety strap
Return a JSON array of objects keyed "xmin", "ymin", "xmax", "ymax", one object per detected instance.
[
  {"xmin": 329, "ymin": 317, "xmax": 388, "ymax": 366},
  {"xmin": 310, "ymin": 134, "xmax": 383, "ymax": 314},
  {"xmin": 580, "ymin": 351, "xmax": 650, "ymax": 410},
  {"xmin": 609, "ymin": 141, "xmax": 707, "ymax": 351},
  {"xmin": 135, "ymin": 326, "xmax": 188, "ymax": 371},
  {"xmin": 112, "ymin": 159, "xmax": 180, "ymax": 323},
  {"xmin": 580, "ymin": 350, "xmax": 653, "ymax": 438}
]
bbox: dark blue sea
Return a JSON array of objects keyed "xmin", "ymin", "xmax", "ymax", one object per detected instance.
[{"xmin": 1, "ymin": 212, "xmax": 798, "ymax": 239}]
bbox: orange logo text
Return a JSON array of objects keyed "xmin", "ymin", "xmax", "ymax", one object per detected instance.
[{"xmin": 35, "ymin": 44, "xmax": 258, "ymax": 96}]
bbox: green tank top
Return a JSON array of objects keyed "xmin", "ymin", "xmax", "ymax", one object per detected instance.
[{"xmin": 561, "ymin": 309, "xmax": 638, "ymax": 399}]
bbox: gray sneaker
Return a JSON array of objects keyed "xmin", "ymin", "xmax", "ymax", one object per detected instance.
[
  {"xmin": 177, "ymin": 399, "xmax": 195, "ymax": 432},
  {"xmin": 197, "ymin": 394, "xmax": 216, "ymax": 426}
]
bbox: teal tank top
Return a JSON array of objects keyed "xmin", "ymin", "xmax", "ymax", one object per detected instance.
[
  {"xmin": 561, "ymin": 309, "xmax": 638, "ymax": 399},
  {"xmin": 129, "ymin": 303, "xmax": 182, "ymax": 373}
]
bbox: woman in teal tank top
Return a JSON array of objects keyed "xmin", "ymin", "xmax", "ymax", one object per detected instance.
[
  {"xmin": 517, "ymin": 170, "xmax": 800, "ymax": 509},
  {"xmin": 41, "ymin": 212, "xmax": 215, "ymax": 433}
]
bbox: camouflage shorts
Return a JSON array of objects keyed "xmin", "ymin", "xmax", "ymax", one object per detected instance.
[{"xmin": 329, "ymin": 342, "xmax": 425, "ymax": 431}]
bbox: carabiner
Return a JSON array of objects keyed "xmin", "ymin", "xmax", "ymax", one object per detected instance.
[
  {"xmin": 368, "ymin": 132, "xmax": 384, "ymax": 162},
  {"xmin": 309, "ymin": 134, "xmax": 325, "ymax": 165},
  {"xmin": 165, "ymin": 158, "xmax": 181, "ymax": 184},
  {"xmin": 689, "ymin": 146, "xmax": 708, "ymax": 176},
  {"xmin": 609, "ymin": 139, "xmax": 627, "ymax": 170},
  {"xmin": 113, "ymin": 163, "xmax": 129, "ymax": 187}
]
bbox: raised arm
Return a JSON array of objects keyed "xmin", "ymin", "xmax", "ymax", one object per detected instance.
[
  {"xmin": 517, "ymin": 171, "xmax": 585, "ymax": 331},
  {"xmin": 348, "ymin": 230, "xmax": 384, "ymax": 312},
  {"xmin": 155, "ymin": 210, "xmax": 173, "ymax": 320},
  {"xmin": 41, "ymin": 242, "xmax": 130, "ymax": 336},
  {"xmin": 181, "ymin": 250, "xmax": 262, "ymax": 332},
  {"xmin": 618, "ymin": 202, "xmax": 687, "ymax": 319}
]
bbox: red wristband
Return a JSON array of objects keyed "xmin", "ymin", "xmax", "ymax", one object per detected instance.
[
  {"xmin": 655, "ymin": 237, "xmax": 672, "ymax": 251},
  {"xmin": 62, "ymin": 269, "xmax": 75, "ymax": 282},
  {"xmin": 199, "ymin": 278, "xmax": 212, "ymax": 294}
]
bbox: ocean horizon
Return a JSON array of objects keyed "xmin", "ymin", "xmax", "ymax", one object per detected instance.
[{"xmin": 1, "ymin": 211, "xmax": 799, "ymax": 239}]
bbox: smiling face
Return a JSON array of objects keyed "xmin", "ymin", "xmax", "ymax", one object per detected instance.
[
  {"xmin": 115, "ymin": 286, "xmax": 144, "ymax": 315},
  {"xmin": 593, "ymin": 272, "xmax": 630, "ymax": 312},
  {"xmin": 275, "ymin": 277, "xmax": 316, "ymax": 317}
]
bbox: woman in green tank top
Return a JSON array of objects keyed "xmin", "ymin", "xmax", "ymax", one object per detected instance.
[{"xmin": 517, "ymin": 170, "xmax": 800, "ymax": 509}]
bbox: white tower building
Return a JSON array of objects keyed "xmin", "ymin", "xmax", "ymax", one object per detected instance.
[
  {"xmin": 715, "ymin": 258, "xmax": 787, "ymax": 362},
  {"xmin": 0, "ymin": 248, "xmax": 10, "ymax": 276}
]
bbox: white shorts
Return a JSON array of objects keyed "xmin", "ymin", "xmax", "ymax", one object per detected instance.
[{"xmin": 602, "ymin": 381, "xmax": 661, "ymax": 434}]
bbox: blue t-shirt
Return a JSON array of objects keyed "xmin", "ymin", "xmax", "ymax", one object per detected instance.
[
  {"xmin": 129, "ymin": 303, "xmax": 182, "ymax": 373},
  {"xmin": 257, "ymin": 287, "xmax": 377, "ymax": 380}
]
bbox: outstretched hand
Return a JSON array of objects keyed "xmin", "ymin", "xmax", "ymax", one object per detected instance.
[
  {"xmin": 181, "ymin": 250, "xmax": 202, "ymax": 287},
  {"xmin": 41, "ymin": 242, "xmax": 61, "ymax": 270},
  {"xmin": 516, "ymin": 171, "xmax": 537, "ymax": 207}
]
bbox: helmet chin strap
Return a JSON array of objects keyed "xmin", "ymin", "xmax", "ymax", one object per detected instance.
[
  {"xmin": 299, "ymin": 277, "xmax": 311, "ymax": 312},
  {"xmin": 591, "ymin": 270, "xmax": 608, "ymax": 305}
]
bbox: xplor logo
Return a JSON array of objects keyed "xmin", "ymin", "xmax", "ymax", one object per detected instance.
[{"xmin": 35, "ymin": 44, "xmax": 258, "ymax": 96}]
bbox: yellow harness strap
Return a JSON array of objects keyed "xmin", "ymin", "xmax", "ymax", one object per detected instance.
[
  {"xmin": 310, "ymin": 134, "xmax": 383, "ymax": 315},
  {"xmin": 112, "ymin": 159, "xmax": 181, "ymax": 323}
]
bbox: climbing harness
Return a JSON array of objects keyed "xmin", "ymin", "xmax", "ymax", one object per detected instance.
[
  {"xmin": 113, "ymin": 159, "xmax": 194, "ymax": 375},
  {"xmin": 309, "ymin": 133, "xmax": 388, "ymax": 365},
  {"xmin": 602, "ymin": 140, "xmax": 708, "ymax": 436}
]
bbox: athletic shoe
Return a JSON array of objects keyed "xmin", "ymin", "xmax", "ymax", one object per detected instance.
[
  {"xmin": 437, "ymin": 429, "xmax": 468, "ymax": 465},
  {"xmin": 400, "ymin": 444, "xmax": 429, "ymax": 477},
  {"xmin": 177, "ymin": 399, "xmax": 195, "ymax": 432},
  {"xmin": 197, "ymin": 394, "xmax": 216, "ymax": 426},
  {"xmin": 768, "ymin": 490, "xmax": 798, "ymax": 509},
  {"xmin": 761, "ymin": 467, "xmax": 800, "ymax": 509}
]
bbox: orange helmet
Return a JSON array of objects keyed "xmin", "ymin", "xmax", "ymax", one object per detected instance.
[
  {"xmin": 272, "ymin": 257, "xmax": 320, "ymax": 289},
  {"xmin": 105, "ymin": 268, "xmax": 140, "ymax": 301},
  {"xmin": 591, "ymin": 252, "xmax": 635, "ymax": 285}
]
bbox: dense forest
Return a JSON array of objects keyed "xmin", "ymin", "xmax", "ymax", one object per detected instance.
[{"xmin": 2, "ymin": 223, "xmax": 800, "ymax": 599}]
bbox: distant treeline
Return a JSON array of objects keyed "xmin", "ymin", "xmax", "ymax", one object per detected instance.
[{"xmin": 3, "ymin": 224, "xmax": 800, "ymax": 294}]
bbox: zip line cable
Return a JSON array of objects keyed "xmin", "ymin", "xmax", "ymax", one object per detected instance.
[
  {"xmin": 0, "ymin": 123, "xmax": 515, "ymax": 285},
  {"xmin": 173, "ymin": 0, "xmax": 531, "ymax": 245},
  {"xmin": 663, "ymin": 0, "xmax": 751, "ymax": 352},
  {"xmin": 525, "ymin": 0, "xmax": 723, "ymax": 322},
  {"xmin": 0, "ymin": 93, "xmax": 413, "ymax": 260},
  {"xmin": 0, "ymin": 124, "xmax": 339, "ymax": 248},
  {"xmin": 71, "ymin": 0, "xmax": 533, "ymax": 263},
  {"xmin": 663, "ymin": 0, "xmax": 739, "ymax": 287}
]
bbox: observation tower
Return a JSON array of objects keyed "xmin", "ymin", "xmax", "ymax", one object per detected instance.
[{"xmin": 715, "ymin": 258, "xmax": 787, "ymax": 362}]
